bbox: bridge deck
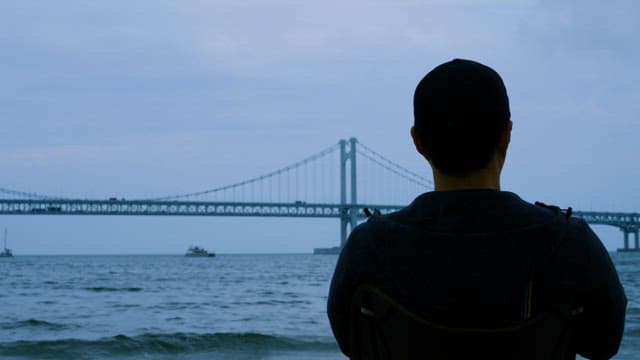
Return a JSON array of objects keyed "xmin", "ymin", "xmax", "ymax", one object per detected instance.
[
  {"xmin": 0, "ymin": 199, "xmax": 637, "ymax": 228},
  {"xmin": 0, "ymin": 199, "xmax": 402, "ymax": 219}
]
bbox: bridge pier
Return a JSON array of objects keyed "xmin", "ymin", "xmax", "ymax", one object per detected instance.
[
  {"xmin": 316, "ymin": 138, "xmax": 358, "ymax": 254},
  {"xmin": 339, "ymin": 138, "xmax": 358, "ymax": 248},
  {"xmin": 349, "ymin": 137, "xmax": 358, "ymax": 241},
  {"xmin": 340, "ymin": 139, "xmax": 348, "ymax": 247},
  {"xmin": 340, "ymin": 216, "xmax": 348, "ymax": 248},
  {"xmin": 619, "ymin": 227, "xmax": 640, "ymax": 252}
]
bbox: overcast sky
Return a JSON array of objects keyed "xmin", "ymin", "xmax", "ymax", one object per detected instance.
[{"xmin": 1, "ymin": 0, "xmax": 638, "ymax": 254}]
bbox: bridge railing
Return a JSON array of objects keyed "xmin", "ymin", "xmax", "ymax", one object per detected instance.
[
  {"xmin": 0, "ymin": 199, "xmax": 402, "ymax": 219},
  {"xmin": 1, "ymin": 199, "xmax": 638, "ymax": 225}
]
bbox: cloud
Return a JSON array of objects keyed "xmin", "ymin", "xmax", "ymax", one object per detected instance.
[
  {"xmin": 1, "ymin": 1, "xmax": 524, "ymax": 77},
  {"xmin": 520, "ymin": 0, "xmax": 640, "ymax": 59},
  {"xmin": 1, "ymin": 0, "xmax": 638, "ymax": 207}
]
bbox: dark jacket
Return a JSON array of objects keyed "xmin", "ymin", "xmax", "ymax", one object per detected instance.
[{"xmin": 327, "ymin": 190, "xmax": 627, "ymax": 359}]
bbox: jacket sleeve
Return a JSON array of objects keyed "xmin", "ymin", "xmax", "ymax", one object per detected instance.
[
  {"xmin": 572, "ymin": 222, "xmax": 627, "ymax": 359},
  {"xmin": 327, "ymin": 224, "xmax": 370, "ymax": 356}
]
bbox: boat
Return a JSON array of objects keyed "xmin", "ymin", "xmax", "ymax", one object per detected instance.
[
  {"xmin": 313, "ymin": 246, "xmax": 342, "ymax": 255},
  {"xmin": 185, "ymin": 246, "xmax": 215, "ymax": 257},
  {"xmin": 0, "ymin": 228, "xmax": 12, "ymax": 257}
]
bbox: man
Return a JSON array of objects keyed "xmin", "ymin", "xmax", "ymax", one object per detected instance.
[{"xmin": 327, "ymin": 59, "xmax": 626, "ymax": 359}]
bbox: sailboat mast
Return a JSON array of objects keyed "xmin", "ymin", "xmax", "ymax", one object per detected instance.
[{"xmin": 3, "ymin": 228, "xmax": 6, "ymax": 250}]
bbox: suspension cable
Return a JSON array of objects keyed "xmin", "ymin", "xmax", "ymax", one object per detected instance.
[
  {"xmin": 139, "ymin": 142, "xmax": 341, "ymax": 201},
  {"xmin": 356, "ymin": 140, "xmax": 432, "ymax": 187},
  {"xmin": 1, "ymin": 139, "xmax": 430, "ymax": 203},
  {"xmin": 0, "ymin": 187, "xmax": 65, "ymax": 200}
]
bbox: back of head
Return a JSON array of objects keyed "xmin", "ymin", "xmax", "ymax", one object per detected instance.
[{"xmin": 413, "ymin": 59, "xmax": 511, "ymax": 176}]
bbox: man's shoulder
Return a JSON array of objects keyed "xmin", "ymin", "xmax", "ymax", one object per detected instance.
[
  {"xmin": 341, "ymin": 209, "xmax": 408, "ymax": 254},
  {"xmin": 521, "ymin": 200, "xmax": 597, "ymax": 250},
  {"xmin": 562, "ymin": 213, "xmax": 602, "ymax": 254},
  {"xmin": 530, "ymin": 202, "xmax": 605, "ymax": 271},
  {"xmin": 347, "ymin": 193, "xmax": 598, "ymax": 253},
  {"xmin": 371, "ymin": 191, "xmax": 562, "ymax": 232}
]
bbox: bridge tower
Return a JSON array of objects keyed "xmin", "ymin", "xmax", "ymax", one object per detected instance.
[
  {"xmin": 619, "ymin": 226, "xmax": 640, "ymax": 252},
  {"xmin": 340, "ymin": 137, "xmax": 358, "ymax": 247}
]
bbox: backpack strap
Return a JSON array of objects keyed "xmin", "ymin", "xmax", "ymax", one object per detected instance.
[
  {"xmin": 364, "ymin": 207, "xmax": 382, "ymax": 218},
  {"xmin": 534, "ymin": 201, "xmax": 573, "ymax": 220},
  {"xmin": 522, "ymin": 202, "xmax": 575, "ymax": 321},
  {"xmin": 528, "ymin": 202, "xmax": 583, "ymax": 321}
]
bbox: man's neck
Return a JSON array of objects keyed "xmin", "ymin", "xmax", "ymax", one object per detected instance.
[{"xmin": 432, "ymin": 164, "xmax": 501, "ymax": 191}]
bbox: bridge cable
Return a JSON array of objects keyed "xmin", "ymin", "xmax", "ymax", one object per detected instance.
[
  {"xmin": 0, "ymin": 187, "xmax": 65, "ymax": 200},
  {"xmin": 356, "ymin": 140, "xmax": 432, "ymax": 188},
  {"xmin": 356, "ymin": 145, "xmax": 432, "ymax": 189},
  {"xmin": 140, "ymin": 142, "xmax": 341, "ymax": 201}
]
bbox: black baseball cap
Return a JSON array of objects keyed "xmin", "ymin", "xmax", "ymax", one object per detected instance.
[{"xmin": 413, "ymin": 58, "xmax": 510, "ymax": 133}]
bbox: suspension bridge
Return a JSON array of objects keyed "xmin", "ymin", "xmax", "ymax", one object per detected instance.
[{"xmin": 0, "ymin": 138, "xmax": 638, "ymax": 252}]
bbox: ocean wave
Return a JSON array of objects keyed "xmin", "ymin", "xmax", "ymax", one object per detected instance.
[
  {"xmin": 0, "ymin": 319, "xmax": 73, "ymax": 331},
  {"xmin": 84, "ymin": 287, "xmax": 143, "ymax": 293},
  {"xmin": 233, "ymin": 299, "xmax": 311, "ymax": 306},
  {"xmin": 626, "ymin": 325, "xmax": 640, "ymax": 337},
  {"xmin": 0, "ymin": 332, "xmax": 338, "ymax": 358}
]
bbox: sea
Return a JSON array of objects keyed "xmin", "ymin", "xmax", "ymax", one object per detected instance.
[{"xmin": 0, "ymin": 252, "xmax": 638, "ymax": 360}]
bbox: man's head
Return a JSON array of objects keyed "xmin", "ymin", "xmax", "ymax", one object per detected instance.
[{"xmin": 412, "ymin": 59, "xmax": 511, "ymax": 177}]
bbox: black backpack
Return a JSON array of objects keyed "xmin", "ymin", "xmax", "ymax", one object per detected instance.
[{"xmin": 349, "ymin": 284, "xmax": 574, "ymax": 360}]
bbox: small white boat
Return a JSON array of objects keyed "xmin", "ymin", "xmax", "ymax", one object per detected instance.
[{"xmin": 0, "ymin": 228, "xmax": 13, "ymax": 257}]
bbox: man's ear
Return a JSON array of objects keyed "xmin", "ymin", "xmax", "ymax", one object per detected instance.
[
  {"xmin": 411, "ymin": 126, "xmax": 430, "ymax": 161},
  {"xmin": 497, "ymin": 120, "xmax": 512, "ymax": 157}
]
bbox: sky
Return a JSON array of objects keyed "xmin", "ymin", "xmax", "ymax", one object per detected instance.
[{"xmin": 1, "ymin": 0, "xmax": 639, "ymax": 254}]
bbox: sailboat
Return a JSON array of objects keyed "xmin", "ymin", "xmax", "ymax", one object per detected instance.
[{"xmin": 0, "ymin": 228, "xmax": 13, "ymax": 257}]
